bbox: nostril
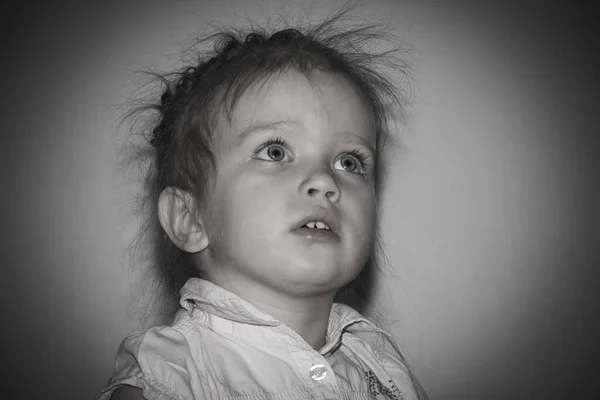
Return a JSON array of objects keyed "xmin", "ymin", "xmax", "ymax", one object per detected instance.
[{"xmin": 308, "ymin": 188, "xmax": 318, "ymax": 195}]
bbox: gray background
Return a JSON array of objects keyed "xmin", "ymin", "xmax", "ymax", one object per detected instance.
[{"xmin": 2, "ymin": 1, "xmax": 597, "ymax": 399}]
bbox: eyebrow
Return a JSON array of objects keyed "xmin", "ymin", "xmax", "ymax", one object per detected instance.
[
  {"xmin": 237, "ymin": 120, "xmax": 297, "ymax": 143},
  {"xmin": 343, "ymin": 131, "xmax": 376, "ymax": 155}
]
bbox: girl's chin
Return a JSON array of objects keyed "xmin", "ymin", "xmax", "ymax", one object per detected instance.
[{"xmin": 275, "ymin": 263, "xmax": 352, "ymax": 286}]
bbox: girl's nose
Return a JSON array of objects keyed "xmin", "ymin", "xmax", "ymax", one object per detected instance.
[{"xmin": 301, "ymin": 171, "xmax": 340, "ymax": 203}]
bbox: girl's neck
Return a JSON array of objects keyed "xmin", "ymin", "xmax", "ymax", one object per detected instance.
[{"xmin": 248, "ymin": 292, "xmax": 334, "ymax": 350}]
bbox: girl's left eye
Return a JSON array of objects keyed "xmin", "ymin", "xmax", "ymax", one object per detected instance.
[
  {"xmin": 253, "ymin": 139, "xmax": 292, "ymax": 162},
  {"xmin": 333, "ymin": 152, "xmax": 369, "ymax": 175}
]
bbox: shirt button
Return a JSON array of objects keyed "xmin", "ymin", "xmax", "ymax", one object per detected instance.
[{"xmin": 309, "ymin": 364, "xmax": 327, "ymax": 381}]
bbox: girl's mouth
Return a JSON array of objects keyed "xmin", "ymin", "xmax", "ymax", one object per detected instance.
[
  {"xmin": 291, "ymin": 226, "xmax": 340, "ymax": 243},
  {"xmin": 301, "ymin": 221, "xmax": 331, "ymax": 231},
  {"xmin": 292, "ymin": 211, "xmax": 340, "ymax": 238}
]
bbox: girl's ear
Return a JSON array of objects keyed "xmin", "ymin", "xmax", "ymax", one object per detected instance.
[{"xmin": 157, "ymin": 187, "xmax": 209, "ymax": 253}]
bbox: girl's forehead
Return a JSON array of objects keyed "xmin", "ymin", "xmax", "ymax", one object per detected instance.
[{"xmin": 224, "ymin": 70, "xmax": 375, "ymax": 144}]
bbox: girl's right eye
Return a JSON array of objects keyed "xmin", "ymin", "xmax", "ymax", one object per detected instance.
[{"xmin": 253, "ymin": 139, "xmax": 292, "ymax": 162}]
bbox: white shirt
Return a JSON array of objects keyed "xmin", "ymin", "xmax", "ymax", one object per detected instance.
[{"xmin": 98, "ymin": 278, "xmax": 419, "ymax": 400}]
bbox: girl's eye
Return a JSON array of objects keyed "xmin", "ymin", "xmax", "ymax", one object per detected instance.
[
  {"xmin": 333, "ymin": 152, "xmax": 369, "ymax": 175},
  {"xmin": 338, "ymin": 155, "xmax": 359, "ymax": 172},
  {"xmin": 253, "ymin": 139, "xmax": 291, "ymax": 162},
  {"xmin": 266, "ymin": 145, "xmax": 286, "ymax": 161}
]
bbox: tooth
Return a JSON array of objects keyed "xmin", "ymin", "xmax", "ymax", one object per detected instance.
[
  {"xmin": 306, "ymin": 222, "xmax": 316, "ymax": 228},
  {"xmin": 316, "ymin": 222, "xmax": 326, "ymax": 230}
]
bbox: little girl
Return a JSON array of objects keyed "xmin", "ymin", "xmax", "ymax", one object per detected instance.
[{"xmin": 99, "ymin": 8, "xmax": 427, "ymax": 400}]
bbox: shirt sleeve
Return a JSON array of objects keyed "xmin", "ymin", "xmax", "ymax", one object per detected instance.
[{"xmin": 97, "ymin": 326, "xmax": 206, "ymax": 400}]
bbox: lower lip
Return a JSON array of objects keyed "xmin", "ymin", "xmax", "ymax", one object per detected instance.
[{"xmin": 291, "ymin": 227, "xmax": 340, "ymax": 243}]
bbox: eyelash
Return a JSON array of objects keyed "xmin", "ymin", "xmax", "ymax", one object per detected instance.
[
  {"xmin": 345, "ymin": 149, "xmax": 370, "ymax": 170},
  {"xmin": 260, "ymin": 137, "xmax": 287, "ymax": 151},
  {"xmin": 253, "ymin": 137, "xmax": 371, "ymax": 173}
]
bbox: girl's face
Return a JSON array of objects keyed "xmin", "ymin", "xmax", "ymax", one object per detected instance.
[{"xmin": 198, "ymin": 70, "xmax": 376, "ymax": 298}]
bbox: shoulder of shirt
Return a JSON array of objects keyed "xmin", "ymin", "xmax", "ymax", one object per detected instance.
[
  {"xmin": 332, "ymin": 303, "xmax": 393, "ymax": 343},
  {"xmin": 121, "ymin": 308, "xmax": 203, "ymax": 374},
  {"xmin": 333, "ymin": 303, "xmax": 412, "ymax": 367},
  {"xmin": 121, "ymin": 320, "xmax": 195, "ymax": 365},
  {"xmin": 333, "ymin": 304, "xmax": 422, "ymax": 399},
  {"xmin": 98, "ymin": 311, "xmax": 203, "ymax": 400}
]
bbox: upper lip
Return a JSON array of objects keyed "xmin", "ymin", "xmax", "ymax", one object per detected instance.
[{"xmin": 292, "ymin": 210, "xmax": 341, "ymax": 236}]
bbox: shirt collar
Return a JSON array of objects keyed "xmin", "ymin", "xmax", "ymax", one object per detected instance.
[
  {"xmin": 180, "ymin": 278, "xmax": 280, "ymax": 326},
  {"xmin": 179, "ymin": 278, "xmax": 388, "ymax": 350}
]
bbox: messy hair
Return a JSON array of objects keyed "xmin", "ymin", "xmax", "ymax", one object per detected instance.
[{"xmin": 123, "ymin": 6, "xmax": 413, "ymax": 331}]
